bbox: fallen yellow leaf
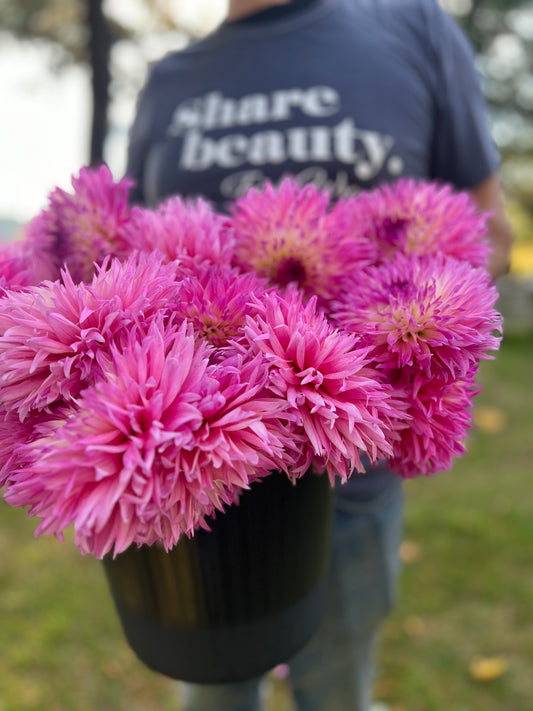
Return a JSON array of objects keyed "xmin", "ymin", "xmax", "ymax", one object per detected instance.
[
  {"xmin": 473, "ymin": 406, "xmax": 508, "ymax": 434},
  {"xmin": 403, "ymin": 615, "xmax": 427, "ymax": 637},
  {"xmin": 399, "ymin": 540, "xmax": 422, "ymax": 564},
  {"xmin": 469, "ymin": 656, "xmax": 509, "ymax": 682},
  {"xmin": 510, "ymin": 243, "xmax": 533, "ymax": 277}
]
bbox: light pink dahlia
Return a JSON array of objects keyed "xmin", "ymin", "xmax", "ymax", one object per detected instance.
[
  {"xmin": 332, "ymin": 253, "xmax": 502, "ymax": 381},
  {"xmin": 0, "ymin": 251, "xmax": 181, "ymax": 418},
  {"xmin": 23, "ymin": 165, "xmax": 134, "ymax": 283},
  {"xmin": 244, "ymin": 288, "xmax": 398, "ymax": 482},
  {"xmin": 330, "ymin": 179, "xmax": 491, "ymax": 269},
  {"xmin": 389, "ymin": 368, "xmax": 480, "ymax": 477},
  {"xmin": 5, "ymin": 319, "xmax": 291, "ymax": 557},
  {"xmin": 170, "ymin": 265, "xmax": 269, "ymax": 349},
  {"xmin": 124, "ymin": 196, "xmax": 234, "ymax": 270},
  {"xmin": 231, "ymin": 179, "xmax": 371, "ymax": 303}
]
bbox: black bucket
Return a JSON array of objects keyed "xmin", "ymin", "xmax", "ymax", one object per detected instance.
[{"xmin": 102, "ymin": 470, "xmax": 333, "ymax": 683}]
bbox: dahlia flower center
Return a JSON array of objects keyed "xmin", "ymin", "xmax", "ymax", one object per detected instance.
[
  {"xmin": 377, "ymin": 216, "xmax": 409, "ymax": 251},
  {"xmin": 392, "ymin": 278, "xmax": 410, "ymax": 291},
  {"xmin": 389, "ymin": 304, "xmax": 437, "ymax": 348},
  {"xmin": 202, "ymin": 321, "xmax": 232, "ymax": 346},
  {"xmin": 274, "ymin": 256, "xmax": 307, "ymax": 288},
  {"xmin": 54, "ymin": 223, "xmax": 69, "ymax": 264}
]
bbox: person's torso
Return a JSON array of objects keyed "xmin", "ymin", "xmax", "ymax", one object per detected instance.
[
  {"xmin": 130, "ymin": 0, "xmax": 490, "ymax": 501},
  {"xmin": 138, "ymin": 0, "xmax": 441, "ymax": 212}
]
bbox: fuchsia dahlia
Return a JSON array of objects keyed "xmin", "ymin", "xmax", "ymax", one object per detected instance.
[
  {"xmin": 23, "ymin": 165, "xmax": 133, "ymax": 283},
  {"xmin": 0, "ymin": 241, "xmax": 55, "ymax": 291},
  {"xmin": 231, "ymin": 179, "xmax": 372, "ymax": 303},
  {"xmin": 0, "ymin": 252, "xmax": 182, "ymax": 419},
  {"xmin": 4, "ymin": 318, "xmax": 292, "ymax": 558},
  {"xmin": 5, "ymin": 319, "xmax": 210, "ymax": 557},
  {"xmin": 125, "ymin": 196, "xmax": 234, "ymax": 270},
  {"xmin": 0, "ymin": 406, "xmax": 70, "ymax": 489},
  {"xmin": 0, "ymin": 167, "xmax": 506, "ymax": 556},
  {"xmin": 330, "ymin": 178, "xmax": 491, "ymax": 268},
  {"xmin": 0, "ymin": 411, "xmax": 46, "ymax": 488},
  {"xmin": 170, "ymin": 265, "xmax": 269, "ymax": 349},
  {"xmin": 173, "ymin": 347, "xmax": 294, "ymax": 504},
  {"xmin": 388, "ymin": 369, "xmax": 480, "ymax": 478},
  {"xmin": 332, "ymin": 253, "xmax": 502, "ymax": 381},
  {"xmin": 88, "ymin": 250, "xmax": 185, "ymax": 321},
  {"xmin": 244, "ymin": 288, "xmax": 401, "ymax": 482}
]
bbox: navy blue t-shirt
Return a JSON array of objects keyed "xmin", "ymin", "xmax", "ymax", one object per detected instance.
[
  {"xmin": 127, "ymin": 0, "xmax": 498, "ymax": 209},
  {"xmin": 126, "ymin": 0, "xmax": 499, "ymax": 499}
]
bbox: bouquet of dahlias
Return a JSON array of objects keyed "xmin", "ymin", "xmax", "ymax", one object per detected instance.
[{"xmin": 0, "ymin": 167, "xmax": 502, "ymax": 559}]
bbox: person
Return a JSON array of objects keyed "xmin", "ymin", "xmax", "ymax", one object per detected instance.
[{"xmin": 125, "ymin": 1, "xmax": 514, "ymax": 709}]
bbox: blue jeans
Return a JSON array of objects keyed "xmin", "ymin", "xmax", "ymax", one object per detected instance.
[{"xmin": 180, "ymin": 478, "xmax": 404, "ymax": 711}]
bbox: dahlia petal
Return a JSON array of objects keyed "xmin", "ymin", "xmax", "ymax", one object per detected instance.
[
  {"xmin": 245, "ymin": 288, "xmax": 399, "ymax": 482},
  {"xmin": 332, "ymin": 252, "xmax": 502, "ymax": 382},
  {"xmin": 329, "ymin": 178, "xmax": 490, "ymax": 270},
  {"xmin": 124, "ymin": 196, "xmax": 234, "ymax": 270},
  {"xmin": 231, "ymin": 178, "xmax": 353, "ymax": 304},
  {"xmin": 23, "ymin": 165, "xmax": 134, "ymax": 284}
]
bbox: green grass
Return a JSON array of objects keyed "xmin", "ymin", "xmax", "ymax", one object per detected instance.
[
  {"xmin": 0, "ymin": 511, "xmax": 180, "ymax": 711},
  {"xmin": 377, "ymin": 334, "xmax": 533, "ymax": 711},
  {"xmin": 1, "ymin": 334, "xmax": 532, "ymax": 710}
]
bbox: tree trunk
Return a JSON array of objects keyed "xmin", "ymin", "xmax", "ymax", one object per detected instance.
[{"xmin": 87, "ymin": 0, "xmax": 111, "ymax": 166}]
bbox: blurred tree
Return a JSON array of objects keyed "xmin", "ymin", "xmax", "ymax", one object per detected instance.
[
  {"xmin": 442, "ymin": 0, "xmax": 533, "ymax": 208},
  {"xmin": 0, "ymin": 0, "xmax": 530, "ymax": 203},
  {"xmin": 0, "ymin": 0, "xmax": 114, "ymax": 163},
  {"xmin": 0, "ymin": 0, "xmax": 194, "ymax": 164},
  {"xmin": 0, "ymin": 0, "xmax": 89, "ymax": 65},
  {"xmin": 88, "ymin": 0, "xmax": 111, "ymax": 165}
]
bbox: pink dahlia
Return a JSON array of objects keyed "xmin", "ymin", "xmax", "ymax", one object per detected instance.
[
  {"xmin": 23, "ymin": 165, "xmax": 134, "ymax": 283},
  {"xmin": 389, "ymin": 369, "xmax": 480, "ymax": 477},
  {"xmin": 231, "ymin": 179, "xmax": 372, "ymax": 303},
  {"xmin": 0, "ymin": 242, "xmax": 40, "ymax": 293},
  {"xmin": 0, "ymin": 251, "xmax": 181, "ymax": 418},
  {"xmin": 0, "ymin": 410, "xmax": 43, "ymax": 488},
  {"xmin": 173, "ymin": 347, "xmax": 295, "ymax": 504},
  {"xmin": 124, "ymin": 196, "xmax": 234, "ymax": 270},
  {"xmin": 244, "ymin": 288, "xmax": 398, "ymax": 482},
  {"xmin": 88, "ymin": 250, "xmax": 184, "ymax": 320},
  {"xmin": 170, "ymin": 265, "xmax": 269, "ymax": 349},
  {"xmin": 0, "ymin": 406, "xmax": 70, "ymax": 488},
  {"xmin": 5, "ymin": 319, "xmax": 209, "ymax": 557},
  {"xmin": 332, "ymin": 253, "xmax": 502, "ymax": 381},
  {"xmin": 330, "ymin": 179, "xmax": 490, "ymax": 269},
  {"xmin": 5, "ymin": 319, "xmax": 290, "ymax": 557}
]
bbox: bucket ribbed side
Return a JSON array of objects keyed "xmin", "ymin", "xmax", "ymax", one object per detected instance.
[{"xmin": 103, "ymin": 471, "xmax": 333, "ymax": 682}]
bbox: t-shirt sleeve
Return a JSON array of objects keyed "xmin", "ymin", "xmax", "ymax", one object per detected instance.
[{"xmin": 424, "ymin": 1, "xmax": 500, "ymax": 188}]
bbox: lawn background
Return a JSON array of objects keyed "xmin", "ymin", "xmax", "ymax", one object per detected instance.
[{"xmin": 1, "ymin": 332, "xmax": 532, "ymax": 711}]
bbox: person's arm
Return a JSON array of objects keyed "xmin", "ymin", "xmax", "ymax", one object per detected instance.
[
  {"xmin": 469, "ymin": 173, "xmax": 514, "ymax": 279},
  {"xmin": 420, "ymin": 2, "xmax": 514, "ymax": 278}
]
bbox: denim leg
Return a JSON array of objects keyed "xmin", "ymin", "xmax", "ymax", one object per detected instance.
[
  {"xmin": 180, "ymin": 677, "xmax": 264, "ymax": 711},
  {"xmin": 287, "ymin": 478, "xmax": 404, "ymax": 711},
  {"xmin": 180, "ymin": 478, "xmax": 404, "ymax": 711}
]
